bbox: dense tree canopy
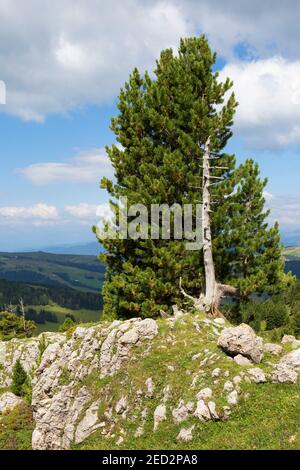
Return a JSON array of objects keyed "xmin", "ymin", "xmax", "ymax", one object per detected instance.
[{"xmin": 97, "ymin": 36, "xmax": 293, "ymax": 319}]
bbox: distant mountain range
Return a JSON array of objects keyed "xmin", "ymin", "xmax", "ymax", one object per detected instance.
[{"xmin": 37, "ymin": 242, "xmax": 102, "ymax": 256}]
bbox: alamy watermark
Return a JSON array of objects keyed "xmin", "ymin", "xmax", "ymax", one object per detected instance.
[
  {"xmin": 95, "ymin": 197, "xmax": 204, "ymax": 251},
  {"xmin": 0, "ymin": 80, "xmax": 6, "ymax": 105}
]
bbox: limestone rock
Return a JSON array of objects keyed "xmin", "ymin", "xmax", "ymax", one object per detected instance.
[
  {"xmin": 153, "ymin": 404, "xmax": 166, "ymax": 431},
  {"xmin": 223, "ymin": 381, "xmax": 234, "ymax": 392},
  {"xmin": 145, "ymin": 377, "xmax": 155, "ymax": 398},
  {"xmin": 207, "ymin": 401, "xmax": 219, "ymax": 420},
  {"xmin": 272, "ymin": 364, "xmax": 298, "ymax": 384},
  {"xmin": 214, "ymin": 318, "xmax": 226, "ymax": 325},
  {"xmin": 177, "ymin": 425, "xmax": 195, "ymax": 442},
  {"xmin": 172, "ymin": 400, "xmax": 189, "ymax": 423},
  {"xmin": 31, "ymin": 318, "xmax": 158, "ymax": 450},
  {"xmin": 194, "ymin": 400, "xmax": 211, "ymax": 421},
  {"xmin": 278, "ymin": 348, "xmax": 300, "ymax": 373},
  {"xmin": 115, "ymin": 396, "xmax": 128, "ymax": 414},
  {"xmin": 281, "ymin": 335, "xmax": 296, "ymax": 344},
  {"xmin": 233, "ymin": 375, "xmax": 242, "ymax": 385},
  {"xmin": 248, "ymin": 367, "xmax": 267, "ymax": 383},
  {"xmin": 196, "ymin": 387, "xmax": 212, "ymax": 400},
  {"xmin": 0, "ymin": 392, "xmax": 23, "ymax": 413},
  {"xmin": 264, "ymin": 343, "xmax": 283, "ymax": 355},
  {"xmin": 234, "ymin": 354, "xmax": 252, "ymax": 366},
  {"xmin": 75, "ymin": 400, "xmax": 103, "ymax": 444},
  {"xmin": 211, "ymin": 368, "xmax": 221, "ymax": 377},
  {"xmin": 218, "ymin": 324, "xmax": 263, "ymax": 363},
  {"xmin": 227, "ymin": 390, "xmax": 238, "ymax": 406},
  {"xmin": 271, "ymin": 348, "xmax": 300, "ymax": 384}
]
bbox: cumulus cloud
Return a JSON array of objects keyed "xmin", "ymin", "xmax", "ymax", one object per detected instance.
[
  {"xmin": 20, "ymin": 148, "xmax": 113, "ymax": 185},
  {"xmin": 219, "ymin": 57, "xmax": 300, "ymax": 148},
  {"xmin": 0, "ymin": 0, "xmax": 189, "ymax": 121},
  {"xmin": 1, "ymin": 0, "xmax": 300, "ymax": 147},
  {"xmin": 266, "ymin": 193, "xmax": 300, "ymax": 227},
  {"xmin": 0, "ymin": 201, "xmax": 113, "ymax": 228},
  {"xmin": 64, "ymin": 202, "xmax": 112, "ymax": 222},
  {"xmin": 0, "ymin": 203, "xmax": 59, "ymax": 226}
]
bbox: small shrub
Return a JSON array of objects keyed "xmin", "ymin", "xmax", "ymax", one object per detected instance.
[
  {"xmin": 240, "ymin": 299, "xmax": 290, "ymax": 332},
  {"xmin": 59, "ymin": 316, "xmax": 75, "ymax": 332},
  {"xmin": 11, "ymin": 359, "xmax": 28, "ymax": 397}
]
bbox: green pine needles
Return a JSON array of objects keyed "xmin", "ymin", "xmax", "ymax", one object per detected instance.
[{"xmin": 96, "ymin": 36, "xmax": 294, "ymax": 319}]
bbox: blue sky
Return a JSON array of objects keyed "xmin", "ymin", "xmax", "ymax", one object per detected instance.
[{"xmin": 1, "ymin": 1, "xmax": 300, "ymax": 251}]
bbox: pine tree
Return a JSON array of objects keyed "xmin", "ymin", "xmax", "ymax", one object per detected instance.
[
  {"xmin": 11, "ymin": 359, "xmax": 27, "ymax": 397},
  {"xmin": 96, "ymin": 36, "xmax": 293, "ymax": 319}
]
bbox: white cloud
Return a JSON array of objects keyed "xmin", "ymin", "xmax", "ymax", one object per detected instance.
[
  {"xmin": 20, "ymin": 148, "xmax": 113, "ymax": 185},
  {"xmin": 64, "ymin": 202, "xmax": 112, "ymax": 220},
  {"xmin": 0, "ymin": 0, "xmax": 189, "ymax": 122},
  {"xmin": 219, "ymin": 57, "xmax": 300, "ymax": 148},
  {"xmin": 1, "ymin": 0, "xmax": 300, "ymax": 148},
  {"xmin": 0, "ymin": 201, "xmax": 113, "ymax": 228},
  {"xmin": 0, "ymin": 203, "xmax": 59, "ymax": 226},
  {"xmin": 266, "ymin": 194, "xmax": 300, "ymax": 227}
]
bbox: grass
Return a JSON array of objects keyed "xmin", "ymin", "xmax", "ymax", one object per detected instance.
[
  {"xmin": 73, "ymin": 315, "xmax": 300, "ymax": 450},
  {"xmin": 0, "ymin": 403, "xmax": 34, "ymax": 450},
  {"xmin": 1, "ymin": 313, "xmax": 300, "ymax": 450},
  {"xmin": 30, "ymin": 303, "xmax": 101, "ymax": 334}
]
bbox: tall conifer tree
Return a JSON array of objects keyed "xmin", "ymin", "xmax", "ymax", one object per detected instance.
[{"xmin": 96, "ymin": 36, "xmax": 293, "ymax": 319}]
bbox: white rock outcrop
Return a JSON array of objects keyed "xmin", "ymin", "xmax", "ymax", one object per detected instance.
[
  {"xmin": 272, "ymin": 348, "xmax": 300, "ymax": 384},
  {"xmin": 217, "ymin": 324, "xmax": 263, "ymax": 363},
  {"xmin": 31, "ymin": 318, "xmax": 158, "ymax": 449},
  {"xmin": 0, "ymin": 392, "xmax": 23, "ymax": 413}
]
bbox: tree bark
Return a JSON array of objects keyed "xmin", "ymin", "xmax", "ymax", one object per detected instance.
[
  {"xmin": 180, "ymin": 137, "xmax": 239, "ymax": 317},
  {"xmin": 201, "ymin": 137, "xmax": 216, "ymax": 311}
]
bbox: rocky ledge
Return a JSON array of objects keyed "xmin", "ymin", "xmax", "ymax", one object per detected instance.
[{"xmin": 0, "ymin": 313, "xmax": 299, "ymax": 450}]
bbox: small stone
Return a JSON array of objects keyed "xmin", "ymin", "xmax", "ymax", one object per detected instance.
[
  {"xmin": 248, "ymin": 367, "xmax": 266, "ymax": 383},
  {"xmin": 192, "ymin": 353, "xmax": 202, "ymax": 361},
  {"xmin": 272, "ymin": 365, "xmax": 298, "ymax": 384},
  {"xmin": 207, "ymin": 401, "xmax": 219, "ymax": 420},
  {"xmin": 223, "ymin": 370, "xmax": 230, "ymax": 377},
  {"xmin": 145, "ymin": 377, "xmax": 155, "ymax": 398},
  {"xmin": 0, "ymin": 392, "xmax": 23, "ymax": 413},
  {"xmin": 177, "ymin": 425, "xmax": 195, "ymax": 442},
  {"xmin": 234, "ymin": 354, "xmax": 252, "ymax": 366},
  {"xmin": 214, "ymin": 318, "xmax": 226, "ymax": 325},
  {"xmin": 172, "ymin": 401, "xmax": 189, "ymax": 424},
  {"xmin": 194, "ymin": 400, "xmax": 211, "ymax": 421},
  {"xmin": 153, "ymin": 404, "xmax": 166, "ymax": 431},
  {"xmin": 227, "ymin": 390, "xmax": 238, "ymax": 406},
  {"xmin": 264, "ymin": 343, "xmax": 283, "ymax": 355},
  {"xmin": 135, "ymin": 426, "xmax": 144, "ymax": 437},
  {"xmin": 222, "ymin": 406, "xmax": 231, "ymax": 420},
  {"xmin": 162, "ymin": 385, "xmax": 170, "ymax": 403},
  {"xmin": 211, "ymin": 368, "xmax": 221, "ymax": 377},
  {"xmin": 167, "ymin": 365, "xmax": 175, "ymax": 372},
  {"xmin": 233, "ymin": 375, "xmax": 242, "ymax": 385},
  {"xmin": 116, "ymin": 436, "xmax": 124, "ymax": 445},
  {"xmin": 281, "ymin": 335, "xmax": 296, "ymax": 344},
  {"xmin": 196, "ymin": 387, "xmax": 212, "ymax": 400},
  {"xmin": 223, "ymin": 380, "xmax": 234, "ymax": 392},
  {"xmin": 115, "ymin": 396, "xmax": 128, "ymax": 414}
]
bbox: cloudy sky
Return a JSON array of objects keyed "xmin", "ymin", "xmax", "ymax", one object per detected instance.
[{"xmin": 1, "ymin": 0, "xmax": 300, "ymax": 251}]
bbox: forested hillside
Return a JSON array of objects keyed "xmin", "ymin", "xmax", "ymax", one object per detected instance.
[{"xmin": 0, "ymin": 251, "xmax": 105, "ymax": 293}]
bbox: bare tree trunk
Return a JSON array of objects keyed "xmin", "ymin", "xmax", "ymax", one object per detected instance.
[
  {"xmin": 180, "ymin": 137, "xmax": 239, "ymax": 317},
  {"xmin": 201, "ymin": 137, "xmax": 216, "ymax": 312}
]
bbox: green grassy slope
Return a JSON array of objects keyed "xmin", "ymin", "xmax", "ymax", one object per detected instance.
[
  {"xmin": 0, "ymin": 251, "xmax": 105, "ymax": 293},
  {"xmin": 75, "ymin": 316, "xmax": 300, "ymax": 450},
  {"xmin": 0, "ymin": 313, "xmax": 299, "ymax": 450}
]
